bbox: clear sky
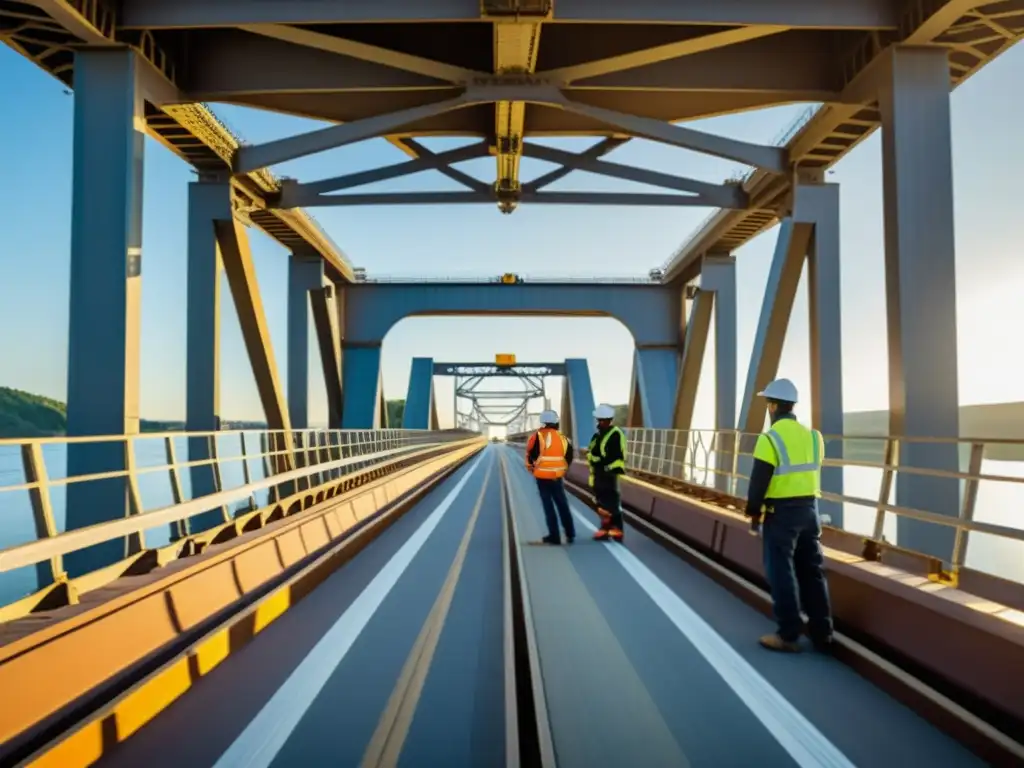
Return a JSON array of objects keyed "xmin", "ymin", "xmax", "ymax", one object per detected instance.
[{"xmin": 0, "ymin": 42, "xmax": 1022, "ymax": 431}]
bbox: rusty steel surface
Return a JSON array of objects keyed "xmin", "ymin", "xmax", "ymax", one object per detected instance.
[
  {"xmin": 560, "ymin": 463, "xmax": 1024, "ymax": 753},
  {"xmin": 0, "ymin": 443, "xmax": 484, "ymax": 764}
]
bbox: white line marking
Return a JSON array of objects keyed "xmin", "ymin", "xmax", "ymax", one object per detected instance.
[
  {"xmin": 569, "ymin": 505, "xmax": 856, "ymax": 768},
  {"xmin": 213, "ymin": 452, "xmax": 488, "ymax": 768}
]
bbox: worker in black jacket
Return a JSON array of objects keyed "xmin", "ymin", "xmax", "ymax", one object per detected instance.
[{"xmin": 587, "ymin": 404, "xmax": 627, "ymax": 542}]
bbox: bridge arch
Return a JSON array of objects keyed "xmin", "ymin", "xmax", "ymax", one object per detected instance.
[{"xmin": 339, "ymin": 282, "xmax": 684, "ymax": 431}]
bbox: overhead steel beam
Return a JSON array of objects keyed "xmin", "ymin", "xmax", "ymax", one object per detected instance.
[
  {"xmin": 491, "ymin": 14, "xmax": 546, "ymax": 208},
  {"xmin": 278, "ymin": 190, "xmax": 729, "ymax": 208},
  {"xmin": 234, "ymin": 82, "xmax": 562, "ymax": 171},
  {"xmin": 236, "ymin": 81, "xmax": 786, "ymax": 173},
  {"xmin": 119, "ymin": 0, "xmax": 899, "ymax": 29},
  {"xmin": 182, "ymin": 29, "xmax": 839, "ymax": 100},
  {"xmin": 278, "ymin": 141, "xmax": 489, "ymax": 205},
  {"xmin": 233, "ymin": 95, "xmax": 471, "ymax": 172},
  {"xmin": 541, "ymin": 26, "xmax": 787, "ymax": 83},
  {"xmin": 553, "ymin": 0, "xmax": 900, "ymax": 27},
  {"xmin": 571, "ymin": 31, "xmax": 840, "ymax": 94},
  {"xmin": 527, "ymin": 138, "xmax": 629, "ymax": 191},
  {"xmin": 240, "ymin": 23, "xmax": 485, "ymax": 83},
  {"xmin": 395, "ymin": 139, "xmax": 491, "ymax": 193},
  {"xmin": 560, "ymin": 98, "xmax": 788, "ymax": 172},
  {"xmin": 520, "ymin": 143, "xmax": 746, "ymax": 208},
  {"xmin": 903, "ymin": 0, "xmax": 981, "ymax": 44},
  {"xmin": 182, "ymin": 30, "xmax": 451, "ymax": 99}
]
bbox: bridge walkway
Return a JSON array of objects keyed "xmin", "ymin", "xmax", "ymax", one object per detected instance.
[{"xmin": 80, "ymin": 445, "xmax": 983, "ymax": 767}]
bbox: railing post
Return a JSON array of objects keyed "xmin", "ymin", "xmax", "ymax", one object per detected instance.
[
  {"xmin": 730, "ymin": 430, "xmax": 741, "ymax": 496},
  {"xmin": 872, "ymin": 438, "xmax": 898, "ymax": 542},
  {"xmin": 239, "ymin": 432, "xmax": 257, "ymax": 513},
  {"xmin": 950, "ymin": 441, "xmax": 985, "ymax": 571},
  {"xmin": 123, "ymin": 437, "xmax": 146, "ymax": 555},
  {"xmin": 164, "ymin": 437, "xmax": 188, "ymax": 539},
  {"xmin": 668, "ymin": 431, "xmax": 680, "ymax": 481},
  {"xmin": 259, "ymin": 432, "xmax": 277, "ymax": 504},
  {"xmin": 20, "ymin": 442, "xmax": 65, "ymax": 589}
]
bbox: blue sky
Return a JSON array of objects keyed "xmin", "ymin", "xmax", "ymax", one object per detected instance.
[{"xmin": 0, "ymin": 43, "xmax": 1022, "ymax": 430}]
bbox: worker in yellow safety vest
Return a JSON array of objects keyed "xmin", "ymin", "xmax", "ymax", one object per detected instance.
[
  {"xmin": 587, "ymin": 404, "xmax": 627, "ymax": 542},
  {"xmin": 525, "ymin": 410, "xmax": 576, "ymax": 545},
  {"xmin": 744, "ymin": 378, "xmax": 834, "ymax": 653}
]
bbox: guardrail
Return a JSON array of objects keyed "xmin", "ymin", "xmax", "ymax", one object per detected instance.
[
  {"xmin": 355, "ymin": 275, "xmax": 659, "ymax": 284},
  {"xmin": 0, "ymin": 428, "xmax": 477, "ymax": 613},
  {"xmin": 507, "ymin": 427, "xmax": 1024, "ymax": 581}
]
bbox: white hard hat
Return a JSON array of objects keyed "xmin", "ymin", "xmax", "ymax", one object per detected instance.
[
  {"xmin": 540, "ymin": 409, "xmax": 559, "ymax": 425},
  {"xmin": 758, "ymin": 378, "xmax": 799, "ymax": 404},
  {"xmin": 593, "ymin": 403, "xmax": 616, "ymax": 420}
]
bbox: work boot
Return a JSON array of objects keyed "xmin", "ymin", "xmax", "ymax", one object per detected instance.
[
  {"xmin": 759, "ymin": 634, "xmax": 801, "ymax": 653},
  {"xmin": 541, "ymin": 535, "xmax": 561, "ymax": 545},
  {"xmin": 592, "ymin": 528, "xmax": 610, "ymax": 541},
  {"xmin": 607, "ymin": 527, "xmax": 624, "ymax": 542}
]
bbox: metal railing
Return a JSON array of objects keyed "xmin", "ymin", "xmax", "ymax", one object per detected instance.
[
  {"xmin": 621, "ymin": 428, "xmax": 1024, "ymax": 576},
  {"xmin": 0, "ymin": 428, "xmax": 476, "ymax": 610},
  {"xmin": 506, "ymin": 426, "xmax": 1024, "ymax": 580},
  {"xmin": 356, "ymin": 275, "xmax": 659, "ymax": 285}
]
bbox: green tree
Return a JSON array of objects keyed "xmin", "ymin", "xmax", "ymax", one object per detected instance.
[{"xmin": 386, "ymin": 399, "xmax": 405, "ymax": 427}]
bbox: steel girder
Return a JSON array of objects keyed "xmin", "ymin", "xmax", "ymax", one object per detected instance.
[
  {"xmin": 662, "ymin": 0, "xmax": 1024, "ymax": 282},
  {"xmin": 121, "ymin": 1, "xmax": 900, "ymax": 29}
]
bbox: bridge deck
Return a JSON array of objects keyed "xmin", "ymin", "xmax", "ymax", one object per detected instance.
[{"xmin": 90, "ymin": 446, "xmax": 983, "ymax": 767}]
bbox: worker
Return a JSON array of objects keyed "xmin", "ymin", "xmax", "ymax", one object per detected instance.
[
  {"xmin": 587, "ymin": 404, "xmax": 627, "ymax": 542},
  {"xmin": 525, "ymin": 410, "xmax": 576, "ymax": 545},
  {"xmin": 745, "ymin": 378, "xmax": 835, "ymax": 653}
]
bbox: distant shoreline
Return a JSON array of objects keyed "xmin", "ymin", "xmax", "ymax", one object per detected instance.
[{"xmin": 3, "ymin": 386, "xmax": 1022, "ymax": 460}]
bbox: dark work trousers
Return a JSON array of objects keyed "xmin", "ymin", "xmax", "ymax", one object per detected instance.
[
  {"xmin": 762, "ymin": 499, "xmax": 834, "ymax": 642},
  {"xmin": 592, "ymin": 474, "xmax": 623, "ymax": 529},
  {"xmin": 537, "ymin": 478, "xmax": 575, "ymax": 540}
]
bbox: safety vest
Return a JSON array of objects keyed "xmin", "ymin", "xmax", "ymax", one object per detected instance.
[
  {"xmin": 752, "ymin": 417, "xmax": 824, "ymax": 502},
  {"xmin": 587, "ymin": 426, "xmax": 627, "ymax": 486},
  {"xmin": 528, "ymin": 428, "xmax": 569, "ymax": 480}
]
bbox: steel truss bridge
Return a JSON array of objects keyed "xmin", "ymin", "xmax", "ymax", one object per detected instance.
[{"xmin": 1, "ymin": 0, "xmax": 1024, "ymax": 765}]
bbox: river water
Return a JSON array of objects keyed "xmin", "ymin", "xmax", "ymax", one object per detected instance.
[{"xmin": 0, "ymin": 438, "xmax": 1022, "ymax": 607}]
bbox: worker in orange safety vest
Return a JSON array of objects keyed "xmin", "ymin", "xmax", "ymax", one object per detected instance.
[{"xmin": 525, "ymin": 410, "xmax": 576, "ymax": 545}]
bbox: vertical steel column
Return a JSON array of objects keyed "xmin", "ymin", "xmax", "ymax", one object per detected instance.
[
  {"xmin": 185, "ymin": 180, "xmax": 231, "ymax": 534},
  {"xmin": 65, "ymin": 49, "xmax": 145, "ymax": 576},
  {"xmin": 309, "ymin": 284, "xmax": 343, "ymax": 427},
  {"xmin": 341, "ymin": 344, "xmax": 384, "ymax": 428},
  {"xmin": 879, "ymin": 46, "xmax": 960, "ymax": 560},
  {"xmin": 735, "ymin": 185, "xmax": 837, "ymax": 500},
  {"xmin": 564, "ymin": 358, "xmax": 597, "ymax": 450},
  {"xmin": 403, "ymin": 357, "xmax": 436, "ymax": 429},
  {"xmin": 630, "ymin": 348, "xmax": 678, "ymax": 428},
  {"xmin": 737, "ymin": 220, "xmax": 811, "ymax": 436},
  {"xmin": 287, "ymin": 256, "xmax": 324, "ymax": 429},
  {"xmin": 673, "ymin": 289, "xmax": 713, "ymax": 431},
  {"xmin": 800, "ymin": 184, "xmax": 845, "ymax": 526},
  {"xmin": 703, "ymin": 256, "xmax": 737, "ymax": 491}
]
